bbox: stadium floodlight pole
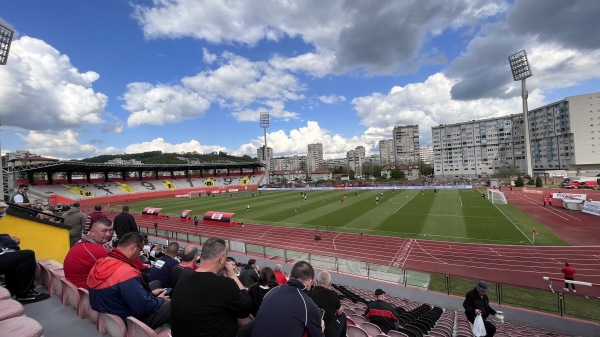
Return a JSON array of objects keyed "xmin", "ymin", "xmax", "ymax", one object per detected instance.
[
  {"xmin": 260, "ymin": 111, "xmax": 270, "ymax": 185},
  {"xmin": 0, "ymin": 23, "xmax": 15, "ymax": 201},
  {"xmin": 508, "ymin": 50, "xmax": 533, "ymax": 178}
]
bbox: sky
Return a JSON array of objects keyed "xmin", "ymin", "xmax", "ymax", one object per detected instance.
[{"xmin": 1, "ymin": 0, "xmax": 600, "ymax": 161}]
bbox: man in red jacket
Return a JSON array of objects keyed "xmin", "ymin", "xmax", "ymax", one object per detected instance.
[
  {"xmin": 64, "ymin": 218, "xmax": 113, "ymax": 288},
  {"xmin": 562, "ymin": 262, "xmax": 576, "ymax": 292},
  {"xmin": 274, "ymin": 264, "xmax": 287, "ymax": 285}
]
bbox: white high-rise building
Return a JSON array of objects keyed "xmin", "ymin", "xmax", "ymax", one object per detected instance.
[
  {"xmin": 393, "ymin": 125, "xmax": 420, "ymax": 164},
  {"xmin": 379, "ymin": 139, "xmax": 394, "ymax": 166},
  {"xmin": 432, "ymin": 91, "xmax": 600, "ymax": 178},
  {"xmin": 432, "ymin": 114, "xmax": 525, "ymax": 178},
  {"xmin": 347, "ymin": 146, "xmax": 366, "ymax": 176},
  {"xmin": 419, "ymin": 147, "xmax": 434, "ymax": 165},
  {"xmin": 307, "ymin": 143, "xmax": 323, "ymax": 173}
]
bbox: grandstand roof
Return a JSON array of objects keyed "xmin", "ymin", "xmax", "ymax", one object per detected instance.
[{"xmin": 4, "ymin": 160, "xmax": 264, "ymax": 175}]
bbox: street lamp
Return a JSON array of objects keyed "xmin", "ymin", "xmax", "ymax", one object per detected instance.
[
  {"xmin": 508, "ymin": 50, "xmax": 533, "ymax": 178},
  {"xmin": 0, "ymin": 23, "xmax": 14, "ymax": 201},
  {"xmin": 260, "ymin": 112, "xmax": 270, "ymax": 185}
]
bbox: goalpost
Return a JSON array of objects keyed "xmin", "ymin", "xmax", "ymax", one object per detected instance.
[{"xmin": 487, "ymin": 189, "xmax": 508, "ymax": 204}]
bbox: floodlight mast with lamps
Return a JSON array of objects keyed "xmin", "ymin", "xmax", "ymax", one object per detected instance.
[
  {"xmin": 260, "ymin": 112, "xmax": 270, "ymax": 185},
  {"xmin": 508, "ymin": 50, "xmax": 533, "ymax": 178},
  {"xmin": 0, "ymin": 23, "xmax": 15, "ymax": 201}
]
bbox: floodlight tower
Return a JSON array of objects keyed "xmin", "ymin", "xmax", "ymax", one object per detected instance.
[
  {"xmin": 260, "ymin": 111, "xmax": 270, "ymax": 185},
  {"xmin": 0, "ymin": 23, "xmax": 15, "ymax": 201},
  {"xmin": 508, "ymin": 50, "xmax": 533, "ymax": 178}
]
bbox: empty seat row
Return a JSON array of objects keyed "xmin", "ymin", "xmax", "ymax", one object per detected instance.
[{"xmin": 0, "ymin": 286, "xmax": 44, "ymax": 337}]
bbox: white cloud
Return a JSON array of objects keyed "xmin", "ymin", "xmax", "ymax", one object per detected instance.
[
  {"xmin": 123, "ymin": 83, "xmax": 211, "ymax": 127},
  {"xmin": 124, "ymin": 138, "xmax": 227, "ymax": 154},
  {"xmin": 181, "ymin": 52, "xmax": 305, "ymax": 110},
  {"xmin": 235, "ymin": 121, "xmax": 367, "ymax": 159},
  {"xmin": 352, "ymin": 73, "xmax": 545, "ymax": 146},
  {"xmin": 18, "ymin": 130, "xmax": 117, "ymax": 160},
  {"xmin": 318, "ymin": 94, "xmax": 346, "ymax": 104},
  {"xmin": 0, "ymin": 36, "xmax": 108, "ymax": 131},
  {"xmin": 202, "ymin": 48, "xmax": 217, "ymax": 64},
  {"xmin": 269, "ymin": 51, "xmax": 336, "ymax": 78}
]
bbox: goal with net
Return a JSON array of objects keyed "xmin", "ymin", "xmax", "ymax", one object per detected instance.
[{"xmin": 487, "ymin": 189, "xmax": 508, "ymax": 204}]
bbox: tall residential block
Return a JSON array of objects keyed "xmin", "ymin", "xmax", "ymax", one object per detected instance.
[
  {"xmin": 379, "ymin": 139, "xmax": 394, "ymax": 166},
  {"xmin": 307, "ymin": 143, "xmax": 323, "ymax": 173},
  {"xmin": 393, "ymin": 125, "xmax": 420, "ymax": 164}
]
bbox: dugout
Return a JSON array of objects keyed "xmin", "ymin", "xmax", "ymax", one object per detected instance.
[
  {"xmin": 142, "ymin": 207, "xmax": 163, "ymax": 219},
  {"xmin": 203, "ymin": 211, "xmax": 241, "ymax": 227}
]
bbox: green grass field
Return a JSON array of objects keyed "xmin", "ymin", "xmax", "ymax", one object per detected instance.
[{"xmin": 118, "ymin": 189, "xmax": 567, "ymax": 246}]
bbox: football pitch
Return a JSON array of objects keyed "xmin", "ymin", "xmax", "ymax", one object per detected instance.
[{"xmin": 120, "ymin": 189, "xmax": 567, "ymax": 245}]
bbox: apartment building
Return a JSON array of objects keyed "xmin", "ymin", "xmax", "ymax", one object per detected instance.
[
  {"xmin": 393, "ymin": 125, "xmax": 420, "ymax": 164},
  {"xmin": 307, "ymin": 143, "xmax": 323, "ymax": 173},
  {"xmin": 432, "ymin": 92, "xmax": 600, "ymax": 178},
  {"xmin": 347, "ymin": 146, "xmax": 366, "ymax": 176},
  {"xmin": 379, "ymin": 139, "xmax": 394, "ymax": 166}
]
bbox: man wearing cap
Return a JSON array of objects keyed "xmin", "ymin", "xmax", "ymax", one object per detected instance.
[
  {"xmin": 363, "ymin": 288, "xmax": 401, "ymax": 334},
  {"xmin": 463, "ymin": 280, "xmax": 497, "ymax": 337}
]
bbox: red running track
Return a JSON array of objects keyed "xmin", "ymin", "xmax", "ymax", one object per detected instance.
[{"xmin": 131, "ymin": 212, "xmax": 600, "ymax": 297}]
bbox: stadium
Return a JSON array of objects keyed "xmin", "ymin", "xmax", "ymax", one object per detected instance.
[{"xmin": 2, "ymin": 160, "xmax": 599, "ymax": 337}]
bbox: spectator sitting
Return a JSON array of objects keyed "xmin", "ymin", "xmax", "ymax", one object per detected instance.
[
  {"xmin": 238, "ymin": 258, "xmax": 260, "ymax": 288},
  {"xmin": 363, "ymin": 289, "xmax": 401, "ymax": 334},
  {"xmin": 64, "ymin": 218, "xmax": 113, "ymax": 288},
  {"xmin": 251, "ymin": 261, "xmax": 325, "ymax": 337},
  {"xmin": 170, "ymin": 245, "xmax": 199, "ymax": 292},
  {"xmin": 171, "ymin": 237, "xmax": 252, "ymax": 337},
  {"xmin": 148, "ymin": 242, "xmax": 180, "ymax": 288},
  {"xmin": 309, "ymin": 271, "xmax": 344, "ymax": 337},
  {"xmin": 0, "ymin": 205, "xmax": 50, "ymax": 303},
  {"xmin": 0, "ymin": 202, "xmax": 20, "ymax": 250},
  {"xmin": 87, "ymin": 232, "xmax": 171, "ymax": 329},
  {"xmin": 247, "ymin": 266, "xmax": 279, "ymax": 317},
  {"xmin": 273, "ymin": 263, "xmax": 287, "ymax": 285}
]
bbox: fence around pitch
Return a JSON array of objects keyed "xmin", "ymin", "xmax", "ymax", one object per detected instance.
[{"xmin": 139, "ymin": 227, "xmax": 600, "ymax": 323}]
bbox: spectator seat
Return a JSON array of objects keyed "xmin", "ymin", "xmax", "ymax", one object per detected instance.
[
  {"xmin": 126, "ymin": 316, "xmax": 171, "ymax": 337},
  {"xmin": 61, "ymin": 277, "xmax": 80, "ymax": 310},
  {"xmin": 98, "ymin": 312, "xmax": 127, "ymax": 337},
  {"xmin": 361, "ymin": 321, "xmax": 384, "ymax": 336},
  {"xmin": 77, "ymin": 287, "xmax": 99, "ymax": 324},
  {"xmin": 0, "ymin": 316, "xmax": 44, "ymax": 337},
  {"xmin": 347, "ymin": 325, "xmax": 370, "ymax": 337},
  {"xmin": 0, "ymin": 286, "xmax": 10, "ymax": 300},
  {"xmin": 0, "ymin": 299, "xmax": 25, "ymax": 320}
]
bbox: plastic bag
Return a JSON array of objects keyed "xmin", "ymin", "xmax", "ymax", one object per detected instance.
[{"xmin": 473, "ymin": 315, "xmax": 487, "ymax": 336}]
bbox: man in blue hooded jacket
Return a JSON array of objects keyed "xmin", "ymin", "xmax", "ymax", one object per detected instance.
[{"xmin": 87, "ymin": 232, "xmax": 170, "ymax": 329}]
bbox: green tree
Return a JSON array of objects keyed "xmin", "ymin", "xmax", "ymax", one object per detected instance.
[
  {"xmin": 514, "ymin": 176, "xmax": 524, "ymax": 187},
  {"xmin": 362, "ymin": 161, "xmax": 374, "ymax": 178},
  {"xmin": 391, "ymin": 169, "xmax": 405, "ymax": 180},
  {"xmin": 419, "ymin": 161, "xmax": 434, "ymax": 177},
  {"xmin": 373, "ymin": 165, "xmax": 382, "ymax": 178},
  {"xmin": 535, "ymin": 176, "xmax": 543, "ymax": 187},
  {"xmin": 498, "ymin": 164, "xmax": 521, "ymax": 178}
]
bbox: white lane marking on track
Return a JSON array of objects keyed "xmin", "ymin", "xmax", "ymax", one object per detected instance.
[
  {"xmin": 332, "ymin": 232, "xmax": 342, "ymax": 250},
  {"xmin": 259, "ymin": 228, "xmax": 274, "ymax": 239}
]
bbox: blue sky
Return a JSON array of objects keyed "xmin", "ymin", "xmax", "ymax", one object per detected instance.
[{"xmin": 1, "ymin": 0, "xmax": 600, "ymax": 160}]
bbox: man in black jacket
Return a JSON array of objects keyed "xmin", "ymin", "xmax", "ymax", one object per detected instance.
[
  {"xmin": 463, "ymin": 280, "xmax": 497, "ymax": 337},
  {"xmin": 363, "ymin": 288, "xmax": 401, "ymax": 334},
  {"xmin": 251, "ymin": 261, "xmax": 325, "ymax": 337},
  {"xmin": 238, "ymin": 259, "xmax": 259, "ymax": 288},
  {"xmin": 113, "ymin": 206, "xmax": 138, "ymax": 241}
]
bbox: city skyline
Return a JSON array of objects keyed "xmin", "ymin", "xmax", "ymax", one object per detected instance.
[{"xmin": 2, "ymin": 1, "xmax": 600, "ymax": 161}]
